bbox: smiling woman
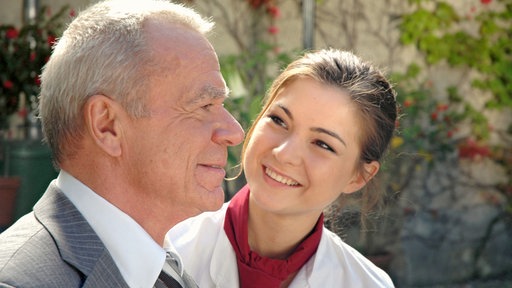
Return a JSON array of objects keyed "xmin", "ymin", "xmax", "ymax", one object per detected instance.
[
  {"xmin": 244, "ymin": 78, "xmax": 371, "ymax": 216},
  {"xmin": 168, "ymin": 48, "xmax": 398, "ymax": 288}
]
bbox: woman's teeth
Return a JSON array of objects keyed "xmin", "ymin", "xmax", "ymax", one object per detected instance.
[{"xmin": 265, "ymin": 167, "xmax": 299, "ymax": 186}]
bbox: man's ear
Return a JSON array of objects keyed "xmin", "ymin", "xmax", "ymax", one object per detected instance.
[
  {"xmin": 344, "ymin": 161, "xmax": 380, "ymax": 194},
  {"xmin": 84, "ymin": 95, "xmax": 122, "ymax": 157}
]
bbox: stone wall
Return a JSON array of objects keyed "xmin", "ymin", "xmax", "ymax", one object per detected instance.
[{"xmin": 395, "ymin": 158, "xmax": 512, "ymax": 286}]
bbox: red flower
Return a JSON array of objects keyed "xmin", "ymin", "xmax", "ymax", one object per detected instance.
[
  {"xmin": 6, "ymin": 28, "xmax": 18, "ymax": 39},
  {"xmin": 430, "ymin": 111, "xmax": 438, "ymax": 121},
  {"xmin": 248, "ymin": 0, "xmax": 268, "ymax": 8},
  {"xmin": 403, "ymin": 99, "xmax": 413, "ymax": 108},
  {"xmin": 47, "ymin": 35, "xmax": 57, "ymax": 46},
  {"xmin": 3, "ymin": 80, "xmax": 14, "ymax": 89},
  {"xmin": 17, "ymin": 107, "xmax": 28, "ymax": 119},
  {"xmin": 267, "ymin": 5, "xmax": 280, "ymax": 18},
  {"xmin": 480, "ymin": 0, "xmax": 492, "ymax": 4},
  {"xmin": 30, "ymin": 52, "xmax": 37, "ymax": 62},
  {"xmin": 436, "ymin": 103, "xmax": 448, "ymax": 112},
  {"xmin": 69, "ymin": 9, "xmax": 76, "ymax": 18},
  {"xmin": 458, "ymin": 139, "xmax": 491, "ymax": 159},
  {"xmin": 35, "ymin": 75, "xmax": 41, "ymax": 86},
  {"xmin": 267, "ymin": 25, "xmax": 279, "ymax": 35}
]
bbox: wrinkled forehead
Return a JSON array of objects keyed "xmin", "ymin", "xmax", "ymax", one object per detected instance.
[
  {"xmin": 146, "ymin": 20, "xmax": 218, "ymax": 69},
  {"xmin": 142, "ymin": 20, "xmax": 227, "ymax": 108}
]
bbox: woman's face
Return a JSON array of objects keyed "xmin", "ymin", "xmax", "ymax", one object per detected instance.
[{"xmin": 244, "ymin": 78, "xmax": 375, "ymax": 217}]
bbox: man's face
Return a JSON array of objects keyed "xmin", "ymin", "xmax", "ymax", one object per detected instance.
[{"xmin": 123, "ymin": 21, "xmax": 244, "ymax": 220}]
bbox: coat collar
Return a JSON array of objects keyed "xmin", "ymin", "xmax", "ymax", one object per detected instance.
[
  {"xmin": 209, "ymin": 223, "xmax": 339, "ymax": 288},
  {"xmin": 33, "ymin": 182, "xmax": 129, "ymax": 287},
  {"xmin": 210, "ymin": 227, "xmax": 240, "ymax": 287}
]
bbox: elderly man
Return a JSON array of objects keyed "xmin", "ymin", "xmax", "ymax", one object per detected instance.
[{"xmin": 0, "ymin": 0, "xmax": 244, "ymax": 287}]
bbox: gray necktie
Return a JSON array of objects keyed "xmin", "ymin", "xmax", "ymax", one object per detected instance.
[{"xmin": 154, "ymin": 253, "xmax": 198, "ymax": 288}]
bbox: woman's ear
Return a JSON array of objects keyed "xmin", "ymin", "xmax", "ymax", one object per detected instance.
[
  {"xmin": 84, "ymin": 94, "xmax": 122, "ymax": 157},
  {"xmin": 344, "ymin": 161, "xmax": 380, "ymax": 194}
]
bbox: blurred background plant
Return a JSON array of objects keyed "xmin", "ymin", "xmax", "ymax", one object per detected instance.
[
  {"xmin": 0, "ymin": 3, "xmax": 71, "ymax": 230},
  {"xmin": 0, "ymin": 5, "xmax": 70, "ymax": 137},
  {"xmin": 381, "ymin": 0, "xmax": 512, "ymax": 280},
  {"xmin": 393, "ymin": 0, "xmax": 511, "ymax": 218}
]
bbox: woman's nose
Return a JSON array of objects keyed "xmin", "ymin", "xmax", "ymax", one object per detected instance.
[{"xmin": 272, "ymin": 137, "xmax": 302, "ymax": 166}]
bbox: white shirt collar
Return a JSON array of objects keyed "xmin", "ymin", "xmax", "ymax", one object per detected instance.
[
  {"xmin": 56, "ymin": 170, "xmax": 171, "ymax": 288},
  {"xmin": 164, "ymin": 235, "xmax": 185, "ymax": 274}
]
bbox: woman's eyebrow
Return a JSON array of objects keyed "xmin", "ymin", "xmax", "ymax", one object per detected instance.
[
  {"xmin": 277, "ymin": 103, "xmax": 293, "ymax": 120},
  {"xmin": 311, "ymin": 127, "xmax": 346, "ymax": 147},
  {"xmin": 278, "ymin": 103, "xmax": 346, "ymax": 147}
]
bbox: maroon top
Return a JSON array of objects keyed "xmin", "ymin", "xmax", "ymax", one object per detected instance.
[{"xmin": 224, "ymin": 185, "xmax": 324, "ymax": 288}]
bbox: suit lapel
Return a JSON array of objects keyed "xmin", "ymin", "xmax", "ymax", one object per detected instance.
[
  {"xmin": 82, "ymin": 251, "xmax": 130, "ymax": 288},
  {"xmin": 34, "ymin": 182, "xmax": 129, "ymax": 287}
]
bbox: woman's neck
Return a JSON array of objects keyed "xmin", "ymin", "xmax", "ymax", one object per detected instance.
[{"xmin": 247, "ymin": 199, "xmax": 322, "ymax": 259}]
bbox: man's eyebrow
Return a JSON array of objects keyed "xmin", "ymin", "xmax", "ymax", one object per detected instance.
[
  {"xmin": 277, "ymin": 103, "xmax": 346, "ymax": 147},
  {"xmin": 188, "ymin": 85, "xmax": 230, "ymax": 105}
]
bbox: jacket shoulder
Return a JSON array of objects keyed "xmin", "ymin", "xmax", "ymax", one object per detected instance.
[{"xmin": 0, "ymin": 213, "xmax": 83, "ymax": 287}]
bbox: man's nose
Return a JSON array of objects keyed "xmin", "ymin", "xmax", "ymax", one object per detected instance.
[{"xmin": 213, "ymin": 108, "xmax": 245, "ymax": 146}]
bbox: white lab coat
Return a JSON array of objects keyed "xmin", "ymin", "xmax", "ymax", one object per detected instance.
[{"xmin": 167, "ymin": 203, "xmax": 394, "ymax": 288}]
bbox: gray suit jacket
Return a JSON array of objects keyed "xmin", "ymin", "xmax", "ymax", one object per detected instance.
[{"xmin": 0, "ymin": 181, "xmax": 130, "ymax": 288}]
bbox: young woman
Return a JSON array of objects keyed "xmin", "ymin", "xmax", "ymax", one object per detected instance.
[{"xmin": 166, "ymin": 49, "xmax": 397, "ymax": 287}]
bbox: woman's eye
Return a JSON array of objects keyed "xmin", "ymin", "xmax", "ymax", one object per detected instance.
[
  {"xmin": 269, "ymin": 115, "xmax": 286, "ymax": 128},
  {"xmin": 314, "ymin": 140, "xmax": 336, "ymax": 153}
]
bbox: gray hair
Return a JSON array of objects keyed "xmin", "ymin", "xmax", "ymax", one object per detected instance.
[{"xmin": 39, "ymin": 0, "xmax": 214, "ymax": 164}]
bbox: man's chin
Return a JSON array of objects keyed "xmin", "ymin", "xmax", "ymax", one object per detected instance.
[{"xmin": 197, "ymin": 185, "xmax": 225, "ymax": 212}]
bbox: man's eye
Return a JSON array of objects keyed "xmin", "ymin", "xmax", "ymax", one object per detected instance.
[{"xmin": 202, "ymin": 103, "xmax": 214, "ymax": 110}]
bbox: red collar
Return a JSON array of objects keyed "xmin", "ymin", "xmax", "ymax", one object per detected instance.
[{"xmin": 224, "ymin": 185, "xmax": 323, "ymax": 287}]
